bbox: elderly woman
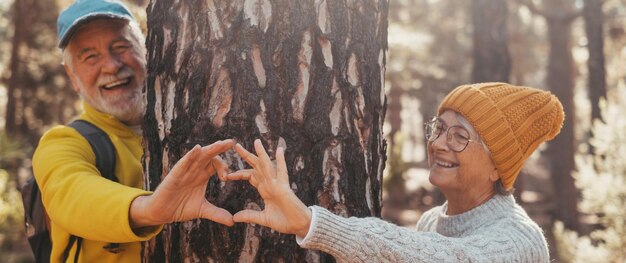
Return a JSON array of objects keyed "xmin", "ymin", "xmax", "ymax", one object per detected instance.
[{"xmin": 227, "ymin": 83, "xmax": 562, "ymax": 262}]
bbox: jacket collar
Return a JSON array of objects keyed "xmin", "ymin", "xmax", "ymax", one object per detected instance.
[{"xmin": 79, "ymin": 101, "xmax": 140, "ymax": 139}]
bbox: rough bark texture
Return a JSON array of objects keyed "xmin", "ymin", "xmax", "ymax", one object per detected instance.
[
  {"xmin": 583, "ymin": 0, "xmax": 606, "ymax": 122},
  {"xmin": 471, "ymin": 0, "xmax": 511, "ymax": 83},
  {"xmin": 543, "ymin": 0, "xmax": 580, "ymax": 231},
  {"xmin": 142, "ymin": 0, "xmax": 388, "ymax": 262}
]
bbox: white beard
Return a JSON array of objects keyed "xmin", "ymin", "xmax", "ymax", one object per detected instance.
[{"xmin": 77, "ymin": 79, "xmax": 146, "ymax": 125}]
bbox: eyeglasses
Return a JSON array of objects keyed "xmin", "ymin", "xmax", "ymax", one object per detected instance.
[{"xmin": 424, "ymin": 117, "xmax": 479, "ymax": 152}]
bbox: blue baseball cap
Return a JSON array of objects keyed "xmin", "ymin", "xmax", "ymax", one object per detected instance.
[{"xmin": 57, "ymin": 0, "xmax": 135, "ymax": 49}]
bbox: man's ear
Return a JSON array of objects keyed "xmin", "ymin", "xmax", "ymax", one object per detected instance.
[{"xmin": 63, "ymin": 63, "xmax": 80, "ymax": 93}]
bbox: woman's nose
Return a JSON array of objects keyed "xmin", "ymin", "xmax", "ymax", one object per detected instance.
[{"xmin": 431, "ymin": 130, "xmax": 450, "ymax": 151}]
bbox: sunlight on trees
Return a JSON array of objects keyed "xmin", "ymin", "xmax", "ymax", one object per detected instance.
[
  {"xmin": 0, "ymin": 170, "xmax": 22, "ymax": 229},
  {"xmin": 554, "ymin": 82, "xmax": 626, "ymax": 263},
  {"xmin": 0, "ymin": 131, "xmax": 30, "ymax": 262}
]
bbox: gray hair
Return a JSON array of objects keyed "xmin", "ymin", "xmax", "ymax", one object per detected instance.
[
  {"xmin": 494, "ymin": 179, "xmax": 515, "ymax": 196},
  {"xmin": 454, "ymin": 112, "xmax": 513, "ymax": 196},
  {"xmin": 453, "ymin": 112, "xmax": 489, "ymax": 152},
  {"xmin": 62, "ymin": 19, "xmax": 146, "ymax": 68}
]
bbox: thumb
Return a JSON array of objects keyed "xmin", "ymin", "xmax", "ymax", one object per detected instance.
[
  {"xmin": 201, "ymin": 202, "xmax": 234, "ymax": 226},
  {"xmin": 211, "ymin": 156, "xmax": 229, "ymax": 181},
  {"xmin": 233, "ymin": 210, "xmax": 264, "ymax": 225}
]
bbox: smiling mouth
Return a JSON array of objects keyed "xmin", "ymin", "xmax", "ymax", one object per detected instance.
[
  {"xmin": 435, "ymin": 160, "xmax": 458, "ymax": 168},
  {"xmin": 102, "ymin": 77, "xmax": 132, "ymax": 90}
]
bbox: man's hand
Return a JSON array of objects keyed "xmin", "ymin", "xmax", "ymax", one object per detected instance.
[
  {"xmin": 130, "ymin": 139, "xmax": 236, "ymax": 228},
  {"xmin": 226, "ymin": 139, "xmax": 312, "ymax": 237}
]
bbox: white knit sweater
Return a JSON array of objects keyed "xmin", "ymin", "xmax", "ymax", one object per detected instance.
[{"xmin": 297, "ymin": 194, "xmax": 549, "ymax": 262}]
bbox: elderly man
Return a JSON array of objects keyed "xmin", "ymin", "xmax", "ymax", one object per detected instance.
[{"xmin": 33, "ymin": 0, "xmax": 234, "ymax": 262}]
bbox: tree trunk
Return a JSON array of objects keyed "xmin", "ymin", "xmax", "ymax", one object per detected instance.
[
  {"xmin": 5, "ymin": 0, "xmax": 27, "ymax": 135},
  {"xmin": 142, "ymin": 0, "xmax": 388, "ymax": 262},
  {"xmin": 583, "ymin": 0, "xmax": 606, "ymax": 122},
  {"xmin": 471, "ymin": 0, "xmax": 510, "ymax": 83},
  {"xmin": 4, "ymin": 0, "xmax": 75, "ymax": 145},
  {"xmin": 543, "ymin": 0, "xmax": 580, "ymax": 231},
  {"xmin": 470, "ymin": 0, "xmax": 525, "ymax": 201}
]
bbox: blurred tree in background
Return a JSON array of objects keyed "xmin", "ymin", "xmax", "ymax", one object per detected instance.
[
  {"xmin": 583, "ymin": 0, "xmax": 607, "ymax": 124},
  {"xmin": 3, "ymin": 0, "xmax": 78, "ymax": 147},
  {"xmin": 0, "ymin": 0, "xmax": 144, "ymax": 262},
  {"xmin": 512, "ymin": 0, "xmax": 583, "ymax": 238},
  {"xmin": 471, "ymin": 0, "xmax": 510, "ymax": 83}
]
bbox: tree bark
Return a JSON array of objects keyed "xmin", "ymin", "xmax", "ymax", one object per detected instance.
[
  {"xmin": 583, "ymin": 0, "xmax": 606, "ymax": 122},
  {"xmin": 142, "ymin": 0, "xmax": 388, "ymax": 262},
  {"xmin": 471, "ymin": 0, "xmax": 511, "ymax": 83},
  {"xmin": 543, "ymin": 0, "xmax": 580, "ymax": 231}
]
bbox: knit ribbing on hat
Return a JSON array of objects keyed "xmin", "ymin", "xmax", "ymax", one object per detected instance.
[{"xmin": 437, "ymin": 83, "xmax": 564, "ymax": 189}]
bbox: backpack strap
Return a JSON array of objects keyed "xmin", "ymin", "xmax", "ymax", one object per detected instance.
[
  {"xmin": 62, "ymin": 120, "xmax": 120, "ymax": 262},
  {"xmin": 68, "ymin": 120, "xmax": 118, "ymax": 182},
  {"xmin": 62, "ymin": 235, "xmax": 77, "ymax": 262}
]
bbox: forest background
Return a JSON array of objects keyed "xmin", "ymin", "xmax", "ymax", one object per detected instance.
[{"xmin": 0, "ymin": 0, "xmax": 625, "ymax": 262}]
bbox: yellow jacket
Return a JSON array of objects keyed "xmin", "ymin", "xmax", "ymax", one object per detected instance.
[{"xmin": 33, "ymin": 102, "xmax": 161, "ymax": 263}]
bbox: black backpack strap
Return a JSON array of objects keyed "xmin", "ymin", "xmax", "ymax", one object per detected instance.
[
  {"xmin": 68, "ymin": 120, "xmax": 118, "ymax": 182},
  {"xmin": 62, "ymin": 235, "xmax": 77, "ymax": 261},
  {"xmin": 63, "ymin": 120, "xmax": 120, "ymax": 262},
  {"xmin": 25, "ymin": 177, "xmax": 41, "ymax": 229},
  {"xmin": 61, "ymin": 235, "xmax": 83, "ymax": 262},
  {"xmin": 74, "ymin": 238, "xmax": 82, "ymax": 262}
]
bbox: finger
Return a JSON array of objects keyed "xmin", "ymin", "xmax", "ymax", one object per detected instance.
[
  {"xmin": 234, "ymin": 143, "xmax": 259, "ymax": 167},
  {"xmin": 226, "ymin": 170, "xmax": 258, "ymax": 187},
  {"xmin": 225, "ymin": 170, "xmax": 255, "ymax": 180},
  {"xmin": 197, "ymin": 145, "xmax": 218, "ymax": 169},
  {"xmin": 253, "ymin": 139, "xmax": 275, "ymax": 179},
  {"xmin": 202, "ymin": 139, "xmax": 236, "ymax": 157},
  {"xmin": 233, "ymin": 210, "xmax": 265, "ymax": 226},
  {"xmin": 201, "ymin": 203, "xmax": 234, "ymax": 226},
  {"xmin": 169, "ymin": 145, "xmax": 201, "ymax": 176},
  {"xmin": 253, "ymin": 139, "xmax": 271, "ymax": 164},
  {"xmin": 211, "ymin": 156, "xmax": 229, "ymax": 181},
  {"xmin": 204, "ymin": 155, "xmax": 223, "ymax": 172},
  {"xmin": 180, "ymin": 146, "xmax": 216, "ymax": 179},
  {"xmin": 276, "ymin": 147, "xmax": 289, "ymax": 184}
]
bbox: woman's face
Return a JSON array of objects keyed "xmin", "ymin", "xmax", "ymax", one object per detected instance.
[{"xmin": 427, "ymin": 110, "xmax": 499, "ymax": 199}]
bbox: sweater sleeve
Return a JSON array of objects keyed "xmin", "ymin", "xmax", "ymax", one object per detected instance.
[
  {"xmin": 33, "ymin": 126, "xmax": 161, "ymax": 242},
  {"xmin": 299, "ymin": 206, "xmax": 543, "ymax": 263}
]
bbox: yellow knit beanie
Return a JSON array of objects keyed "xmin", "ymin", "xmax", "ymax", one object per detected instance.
[{"xmin": 437, "ymin": 82, "xmax": 564, "ymax": 189}]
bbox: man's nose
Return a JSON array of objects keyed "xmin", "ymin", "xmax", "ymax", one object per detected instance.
[{"xmin": 101, "ymin": 53, "xmax": 123, "ymax": 73}]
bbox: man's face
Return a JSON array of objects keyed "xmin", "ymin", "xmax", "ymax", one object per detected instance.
[{"xmin": 64, "ymin": 18, "xmax": 146, "ymax": 125}]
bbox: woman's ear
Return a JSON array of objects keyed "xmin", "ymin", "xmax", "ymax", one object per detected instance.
[{"xmin": 489, "ymin": 168, "xmax": 499, "ymax": 183}]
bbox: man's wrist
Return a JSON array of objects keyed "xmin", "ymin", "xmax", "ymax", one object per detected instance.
[{"xmin": 129, "ymin": 195, "xmax": 156, "ymax": 229}]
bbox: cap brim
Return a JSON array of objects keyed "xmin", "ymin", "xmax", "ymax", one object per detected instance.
[{"xmin": 58, "ymin": 14, "xmax": 131, "ymax": 49}]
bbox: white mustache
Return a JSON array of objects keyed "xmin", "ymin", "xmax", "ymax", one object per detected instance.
[{"xmin": 96, "ymin": 67, "xmax": 134, "ymax": 87}]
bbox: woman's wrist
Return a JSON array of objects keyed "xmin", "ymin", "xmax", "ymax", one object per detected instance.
[{"xmin": 294, "ymin": 207, "xmax": 312, "ymax": 237}]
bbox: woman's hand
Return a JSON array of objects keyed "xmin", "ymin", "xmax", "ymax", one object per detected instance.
[
  {"xmin": 130, "ymin": 139, "xmax": 235, "ymax": 228},
  {"xmin": 227, "ymin": 139, "xmax": 312, "ymax": 237}
]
